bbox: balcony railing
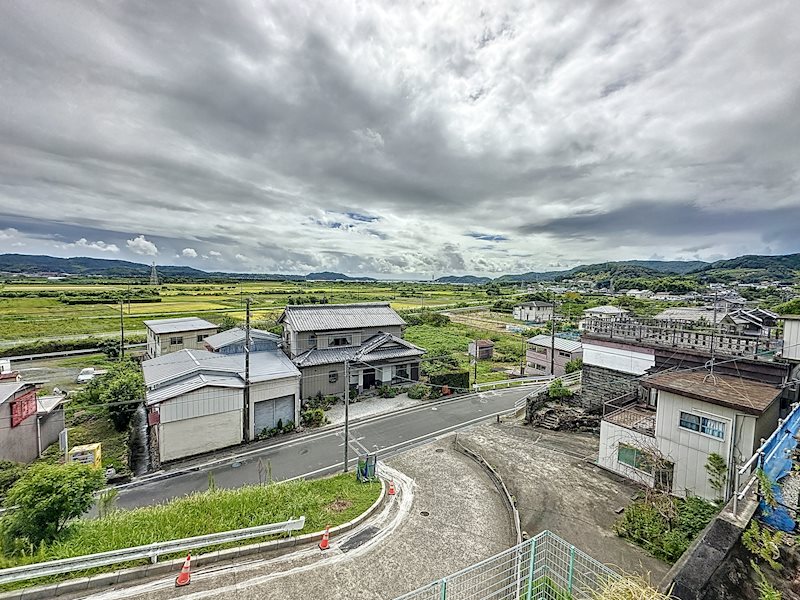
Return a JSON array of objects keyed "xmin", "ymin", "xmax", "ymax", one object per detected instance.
[
  {"xmin": 583, "ymin": 317, "xmax": 782, "ymax": 359},
  {"xmin": 603, "ymin": 394, "xmax": 656, "ymax": 437}
]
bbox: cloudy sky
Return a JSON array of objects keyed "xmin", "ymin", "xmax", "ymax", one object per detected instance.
[{"xmin": 1, "ymin": 1, "xmax": 799, "ymax": 278}]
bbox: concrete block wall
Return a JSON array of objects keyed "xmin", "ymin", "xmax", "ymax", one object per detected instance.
[{"xmin": 581, "ymin": 364, "xmax": 640, "ymax": 410}]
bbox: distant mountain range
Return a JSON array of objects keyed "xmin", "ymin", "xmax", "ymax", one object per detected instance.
[
  {"xmin": 0, "ymin": 254, "xmax": 375, "ymax": 281},
  {"xmin": 1, "ymin": 252, "xmax": 798, "ymax": 284}
]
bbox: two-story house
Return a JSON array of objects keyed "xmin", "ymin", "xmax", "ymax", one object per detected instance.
[
  {"xmin": 278, "ymin": 303, "xmax": 425, "ymax": 399},
  {"xmin": 526, "ymin": 335, "xmax": 582, "ymax": 377},
  {"xmin": 513, "ymin": 301, "xmax": 553, "ymax": 323},
  {"xmin": 144, "ymin": 316, "xmax": 219, "ymax": 358},
  {"xmin": 598, "ymin": 370, "xmax": 782, "ymax": 502}
]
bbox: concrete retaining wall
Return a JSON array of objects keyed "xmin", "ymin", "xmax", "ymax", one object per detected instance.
[{"xmin": 581, "ymin": 364, "xmax": 640, "ymax": 410}]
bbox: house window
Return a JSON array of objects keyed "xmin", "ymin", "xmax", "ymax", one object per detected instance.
[
  {"xmin": 328, "ymin": 370, "xmax": 338, "ymax": 383},
  {"xmin": 309, "ymin": 334, "xmax": 317, "ymax": 348},
  {"xmin": 558, "ymin": 351, "xmax": 571, "ymax": 358},
  {"xmin": 197, "ymin": 334, "xmax": 208, "ymax": 343},
  {"xmin": 329, "ymin": 335, "xmax": 351, "ymax": 347},
  {"xmin": 529, "ymin": 363, "xmax": 546, "ymax": 371},
  {"xmin": 169, "ymin": 336, "xmax": 183, "ymax": 346},
  {"xmin": 617, "ymin": 444, "xmax": 652, "ymax": 473},
  {"xmin": 679, "ymin": 411, "xmax": 725, "ymax": 439},
  {"xmin": 532, "ymin": 346, "xmax": 547, "ymax": 355}
]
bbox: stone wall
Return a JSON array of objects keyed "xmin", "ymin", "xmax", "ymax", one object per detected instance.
[{"xmin": 581, "ymin": 363, "xmax": 640, "ymax": 410}]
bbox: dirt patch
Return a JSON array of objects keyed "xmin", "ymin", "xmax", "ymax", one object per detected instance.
[{"xmin": 327, "ymin": 498, "xmax": 353, "ymax": 513}]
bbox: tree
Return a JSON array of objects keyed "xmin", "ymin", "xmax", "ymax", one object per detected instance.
[
  {"xmin": 218, "ymin": 315, "xmax": 239, "ymax": 332},
  {"xmin": 565, "ymin": 358, "xmax": 583, "ymax": 374},
  {"xmin": 101, "ymin": 361, "xmax": 145, "ymax": 432},
  {"xmin": 2, "ymin": 463, "xmax": 104, "ymax": 549},
  {"xmin": 705, "ymin": 452, "xmax": 728, "ymax": 502}
]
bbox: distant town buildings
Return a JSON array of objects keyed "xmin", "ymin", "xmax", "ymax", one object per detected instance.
[{"xmin": 513, "ymin": 301, "xmax": 554, "ymax": 323}]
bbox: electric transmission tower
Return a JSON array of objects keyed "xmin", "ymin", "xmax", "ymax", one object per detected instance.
[{"xmin": 149, "ymin": 262, "xmax": 159, "ymax": 286}]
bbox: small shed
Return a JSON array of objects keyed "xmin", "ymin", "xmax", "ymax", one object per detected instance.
[{"xmin": 469, "ymin": 340, "xmax": 495, "ymax": 360}]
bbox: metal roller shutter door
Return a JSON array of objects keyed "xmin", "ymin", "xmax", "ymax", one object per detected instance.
[{"xmin": 254, "ymin": 395, "xmax": 295, "ymax": 432}]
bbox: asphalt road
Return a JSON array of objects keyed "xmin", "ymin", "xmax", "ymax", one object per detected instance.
[{"xmin": 113, "ymin": 387, "xmax": 527, "ymax": 509}]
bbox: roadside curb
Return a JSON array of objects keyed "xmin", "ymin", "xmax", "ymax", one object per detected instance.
[
  {"xmin": 110, "ymin": 385, "xmax": 539, "ymax": 492},
  {"xmin": 0, "ymin": 478, "xmax": 388, "ymax": 600},
  {"xmin": 453, "ymin": 434, "xmax": 522, "ymax": 545}
]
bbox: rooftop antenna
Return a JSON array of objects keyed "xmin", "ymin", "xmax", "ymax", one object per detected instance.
[
  {"xmin": 149, "ymin": 261, "xmax": 159, "ymax": 286},
  {"xmin": 704, "ymin": 291, "xmax": 719, "ymax": 384}
]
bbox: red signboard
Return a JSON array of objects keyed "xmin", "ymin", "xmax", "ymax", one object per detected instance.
[{"xmin": 10, "ymin": 389, "xmax": 36, "ymax": 427}]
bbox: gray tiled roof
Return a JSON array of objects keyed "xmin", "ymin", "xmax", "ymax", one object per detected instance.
[
  {"xmin": 279, "ymin": 303, "xmax": 406, "ymax": 332},
  {"xmin": 293, "ymin": 333, "xmax": 424, "ymax": 367},
  {"xmin": 203, "ymin": 327, "xmax": 279, "ymax": 350},
  {"xmin": 527, "ymin": 334, "xmax": 582, "ymax": 353},
  {"xmin": 583, "ymin": 305, "xmax": 629, "ymax": 315},
  {"xmin": 143, "ymin": 316, "xmax": 218, "ymax": 334}
]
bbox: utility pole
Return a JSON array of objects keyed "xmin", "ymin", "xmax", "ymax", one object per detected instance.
[
  {"xmin": 343, "ymin": 357, "xmax": 350, "ymax": 472},
  {"xmin": 550, "ymin": 295, "xmax": 556, "ymax": 376},
  {"xmin": 243, "ymin": 297, "xmax": 251, "ymax": 443},
  {"xmin": 119, "ymin": 300, "xmax": 125, "ymax": 360},
  {"xmin": 473, "ymin": 338, "xmax": 478, "ymax": 389}
]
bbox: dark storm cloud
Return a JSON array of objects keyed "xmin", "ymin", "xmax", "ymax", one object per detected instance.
[{"xmin": 0, "ymin": 1, "xmax": 798, "ymax": 276}]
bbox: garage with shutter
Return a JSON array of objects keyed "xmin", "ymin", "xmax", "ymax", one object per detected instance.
[{"xmin": 254, "ymin": 395, "xmax": 295, "ymax": 433}]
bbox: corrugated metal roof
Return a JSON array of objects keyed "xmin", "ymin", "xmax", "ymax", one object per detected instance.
[
  {"xmin": 279, "ymin": 303, "xmax": 406, "ymax": 332},
  {"xmin": 37, "ymin": 395, "xmax": 64, "ymax": 414},
  {"xmin": 583, "ymin": 305, "xmax": 629, "ymax": 315},
  {"xmin": 203, "ymin": 327, "xmax": 279, "ymax": 350},
  {"xmin": 642, "ymin": 370, "xmax": 780, "ymax": 415},
  {"xmin": 527, "ymin": 335, "xmax": 582, "ymax": 353},
  {"xmin": 143, "ymin": 316, "xmax": 218, "ymax": 334},
  {"xmin": 517, "ymin": 301, "xmax": 553, "ymax": 308},
  {"xmin": 0, "ymin": 381, "xmax": 30, "ymax": 405},
  {"xmin": 143, "ymin": 349, "xmax": 299, "ymax": 404}
]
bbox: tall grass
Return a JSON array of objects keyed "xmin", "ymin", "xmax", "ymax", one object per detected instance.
[{"xmin": 0, "ymin": 474, "xmax": 379, "ymax": 569}]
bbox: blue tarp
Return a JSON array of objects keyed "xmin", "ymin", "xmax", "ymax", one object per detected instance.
[{"xmin": 760, "ymin": 402, "xmax": 800, "ymax": 531}]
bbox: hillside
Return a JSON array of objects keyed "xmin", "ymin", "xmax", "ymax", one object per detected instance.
[
  {"xmin": 435, "ymin": 275, "xmax": 493, "ymax": 285},
  {"xmin": 693, "ymin": 253, "xmax": 800, "ymax": 283}
]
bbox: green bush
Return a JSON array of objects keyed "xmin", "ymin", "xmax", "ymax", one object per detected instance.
[
  {"xmin": 564, "ymin": 358, "xmax": 583, "ymax": 374},
  {"xmin": 0, "ymin": 462, "xmax": 25, "ymax": 497},
  {"xmin": 614, "ymin": 494, "xmax": 718, "ymax": 563},
  {"xmin": 1, "ymin": 464, "xmax": 105, "ymax": 551},
  {"xmin": 407, "ymin": 383, "xmax": 429, "ymax": 400},
  {"xmin": 378, "ymin": 385, "xmax": 399, "ymax": 398},
  {"xmin": 548, "ymin": 379, "xmax": 572, "ymax": 400},
  {"xmin": 429, "ymin": 371, "xmax": 470, "ymax": 393},
  {"xmin": 300, "ymin": 408, "xmax": 326, "ymax": 428}
]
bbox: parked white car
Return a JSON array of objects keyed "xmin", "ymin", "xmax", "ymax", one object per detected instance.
[{"xmin": 76, "ymin": 367, "xmax": 107, "ymax": 384}]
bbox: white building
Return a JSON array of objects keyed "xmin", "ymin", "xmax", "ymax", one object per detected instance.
[
  {"xmin": 783, "ymin": 315, "xmax": 800, "ymax": 362},
  {"xmin": 598, "ymin": 371, "xmax": 781, "ymax": 501},
  {"xmin": 144, "ymin": 317, "xmax": 219, "ymax": 358},
  {"xmin": 513, "ymin": 301, "xmax": 554, "ymax": 323},
  {"xmin": 143, "ymin": 349, "xmax": 300, "ymax": 463}
]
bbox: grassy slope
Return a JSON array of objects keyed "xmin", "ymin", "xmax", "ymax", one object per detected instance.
[{"xmin": 0, "ymin": 474, "xmax": 380, "ymax": 569}]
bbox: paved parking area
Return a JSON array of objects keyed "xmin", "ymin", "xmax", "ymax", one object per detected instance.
[
  {"xmin": 458, "ymin": 422, "xmax": 670, "ymax": 581},
  {"xmin": 67, "ymin": 438, "xmax": 513, "ymax": 600}
]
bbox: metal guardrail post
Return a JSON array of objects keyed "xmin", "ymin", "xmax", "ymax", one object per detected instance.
[{"xmin": 439, "ymin": 577, "xmax": 447, "ymax": 600}]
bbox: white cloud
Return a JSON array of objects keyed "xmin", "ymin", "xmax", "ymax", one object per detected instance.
[
  {"xmin": 235, "ymin": 253, "xmax": 248, "ymax": 262},
  {"xmin": 126, "ymin": 235, "xmax": 158, "ymax": 256},
  {"xmin": 208, "ymin": 250, "xmax": 221, "ymax": 257},
  {"xmin": 70, "ymin": 238, "xmax": 120, "ymax": 253},
  {"xmin": 181, "ymin": 247, "xmax": 197, "ymax": 258},
  {"xmin": 0, "ymin": 228, "xmax": 18, "ymax": 240}
]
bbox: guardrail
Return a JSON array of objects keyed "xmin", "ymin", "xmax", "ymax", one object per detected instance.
[
  {"xmin": 0, "ymin": 516, "xmax": 306, "ymax": 585},
  {"xmin": 475, "ymin": 376, "xmax": 554, "ymax": 392}
]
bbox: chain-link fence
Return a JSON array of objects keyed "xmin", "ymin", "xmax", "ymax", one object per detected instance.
[{"xmin": 394, "ymin": 530, "xmax": 618, "ymax": 600}]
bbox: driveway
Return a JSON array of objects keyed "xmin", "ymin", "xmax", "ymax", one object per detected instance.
[{"xmin": 458, "ymin": 422, "xmax": 670, "ymax": 581}]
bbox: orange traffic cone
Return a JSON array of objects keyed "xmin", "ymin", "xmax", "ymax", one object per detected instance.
[
  {"xmin": 388, "ymin": 480, "xmax": 396, "ymax": 495},
  {"xmin": 175, "ymin": 553, "xmax": 191, "ymax": 587},
  {"xmin": 319, "ymin": 525, "xmax": 331, "ymax": 550}
]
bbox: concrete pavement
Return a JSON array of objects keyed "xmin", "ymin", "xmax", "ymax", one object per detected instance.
[
  {"xmin": 114, "ymin": 387, "xmax": 528, "ymax": 509},
  {"xmin": 67, "ymin": 438, "xmax": 514, "ymax": 600}
]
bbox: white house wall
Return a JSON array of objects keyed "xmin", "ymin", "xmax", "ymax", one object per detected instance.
[
  {"xmin": 582, "ymin": 342, "xmax": 655, "ymax": 375},
  {"xmin": 783, "ymin": 318, "xmax": 800, "ymax": 362},
  {"xmin": 655, "ymin": 390, "xmax": 757, "ymax": 500},
  {"xmin": 598, "ymin": 420, "xmax": 656, "ymax": 488},
  {"xmin": 159, "ymin": 386, "xmax": 242, "ymax": 423},
  {"xmin": 159, "ymin": 409, "xmax": 242, "ymax": 462}
]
